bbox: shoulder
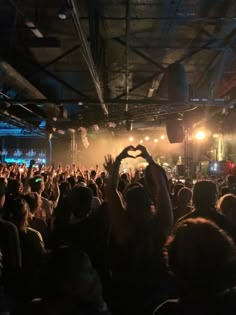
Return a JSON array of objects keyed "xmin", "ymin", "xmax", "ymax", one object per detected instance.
[
  {"xmin": 27, "ymin": 227, "xmax": 44, "ymax": 241},
  {"xmin": 154, "ymin": 299, "xmax": 179, "ymax": 315}
]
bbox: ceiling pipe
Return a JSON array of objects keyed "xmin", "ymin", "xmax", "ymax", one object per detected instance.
[
  {"xmin": 0, "ymin": 61, "xmax": 60, "ymax": 118},
  {"xmin": 0, "ymin": 111, "xmax": 45, "ymax": 137},
  {"xmin": 70, "ymin": 0, "xmax": 108, "ymax": 117}
]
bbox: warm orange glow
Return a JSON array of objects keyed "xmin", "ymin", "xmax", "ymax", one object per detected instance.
[
  {"xmin": 129, "ymin": 136, "xmax": 134, "ymax": 142},
  {"xmin": 195, "ymin": 130, "xmax": 206, "ymax": 140},
  {"xmin": 154, "ymin": 139, "xmax": 158, "ymax": 143},
  {"xmin": 160, "ymin": 135, "xmax": 165, "ymax": 140},
  {"xmin": 145, "ymin": 136, "xmax": 150, "ymax": 141}
]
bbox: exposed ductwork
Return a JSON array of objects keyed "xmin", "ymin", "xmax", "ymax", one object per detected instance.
[{"xmin": 0, "ymin": 61, "xmax": 60, "ymax": 118}]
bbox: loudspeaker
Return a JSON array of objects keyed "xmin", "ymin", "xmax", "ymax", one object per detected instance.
[
  {"xmin": 76, "ymin": 127, "xmax": 89, "ymax": 149},
  {"xmin": 166, "ymin": 120, "xmax": 184, "ymax": 143},
  {"xmin": 156, "ymin": 62, "xmax": 189, "ymax": 102},
  {"xmin": 167, "ymin": 63, "xmax": 189, "ymax": 102}
]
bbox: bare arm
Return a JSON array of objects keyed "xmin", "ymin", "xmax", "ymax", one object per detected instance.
[
  {"xmin": 146, "ymin": 163, "xmax": 173, "ymax": 238},
  {"xmin": 104, "ymin": 147, "xmax": 135, "ymax": 246},
  {"xmin": 137, "ymin": 145, "xmax": 173, "ymax": 238}
]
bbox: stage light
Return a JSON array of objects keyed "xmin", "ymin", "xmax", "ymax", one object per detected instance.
[
  {"xmin": 139, "ymin": 140, "xmax": 143, "ymax": 144},
  {"xmin": 154, "ymin": 139, "xmax": 158, "ymax": 143},
  {"xmin": 213, "ymin": 133, "xmax": 219, "ymax": 138},
  {"xmin": 160, "ymin": 135, "xmax": 165, "ymax": 140},
  {"xmin": 195, "ymin": 130, "xmax": 206, "ymax": 140},
  {"xmin": 145, "ymin": 136, "xmax": 150, "ymax": 141},
  {"xmin": 129, "ymin": 136, "xmax": 134, "ymax": 142}
]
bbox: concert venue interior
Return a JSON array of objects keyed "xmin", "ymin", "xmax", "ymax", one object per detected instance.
[
  {"xmin": 2, "ymin": 2, "xmax": 236, "ymax": 315},
  {"xmin": 0, "ymin": 0, "xmax": 236, "ymax": 177}
]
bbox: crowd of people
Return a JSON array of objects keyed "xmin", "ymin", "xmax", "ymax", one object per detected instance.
[{"xmin": 1, "ymin": 144, "xmax": 236, "ymax": 314}]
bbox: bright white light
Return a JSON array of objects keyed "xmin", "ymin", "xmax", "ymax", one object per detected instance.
[
  {"xmin": 160, "ymin": 135, "xmax": 165, "ymax": 140},
  {"xmin": 213, "ymin": 133, "xmax": 219, "ymax": 138},
  {"xmin": 154, "ymin": 139, "xmax": 158, "ymax": 143},
  {"xmin": 195, "ymin": 130, "xmax": 206, "ymax": 140},
  {"xmin": 139, "ymin": 140, "xmax": 143, "ymax": 144},
  {"xmin": 129, "ymin": 136, "xmax": 134, "ymax": 142},
  {"xmin": 145, "ymin": 136, "xmax": 150, "ymax": 141}
]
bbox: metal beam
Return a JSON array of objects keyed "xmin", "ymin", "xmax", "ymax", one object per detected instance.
[
  {"xmin": 113, "ymin": 70, "xmax": 164, "ymax": 100},
  {"xmin": 18, "ymin": 50, "xmax": 92, "ymax": 101},
  {"xmin": 194, "ymin": 26, "xmax": 236, "ymax": 93},
  {"xmin": 26, "ymin": 44, "xmax": 80, "ymax": 78},
  {"xmin": 0, "ymin": 91, "xmax": 44, "ymax": 120},
  {"xmin": 113, "ymin": 38, "xmax": 165, "ymax": 71},
  {"xmin": 0, "ymin": 98, "xmax": 227, "ymax": 106},
  {"xmin": 71, "ymin": 0, "xmax": 108, "ymax": 116}
]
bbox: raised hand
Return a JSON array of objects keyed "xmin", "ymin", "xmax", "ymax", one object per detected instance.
[
  {"xmin": 103, "ymin": 154, "xmax": 115, "ymax": 175},
  {"xmin": 135, "ymin": 144, "xmax": 153, "ymax": 163},
  {"xmin": 116, "ymin": 145, "xmax": 136, "ymax": 161}
]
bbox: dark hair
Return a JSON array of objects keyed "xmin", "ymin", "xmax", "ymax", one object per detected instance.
[
  {"xmin": 8, "ymin": 198, "xmax": 29, "ymax": 231},
  {"xmin": 192, "ymin": 180, "xmax": 218, "ymax": 210},
  {"xmin": 165, "ymin": 218, "xmax": 236, "ymax": 295},
  {"xmin": 126, "ymin": 185, "xmax": 151, "ymax": 224},
  {"xmin": 29, "ymin": 176, "xmax": 44, "ymax": 192},
  {"xmin": 70, "ymin": 185, "xmax": 92, "ymax": 218},
  {"xmin": 23, "ymin": 193, "xmax": 39, "ymax": 213},
  {"xmin": 177, "ymin": 187, "xmax": 192, "ymax": 205},
  {"xmin": 88, "ymin": 182, "xmax": 98, "ymax": 197},
  {"xmin": 6, "ymin": 178, "xmax": 22, "ymax": 195}
]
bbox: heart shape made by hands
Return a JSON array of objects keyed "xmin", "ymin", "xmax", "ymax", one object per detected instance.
[{"xmin": 128, "ymin": 149, "xmax": 142, "ymax": 158}]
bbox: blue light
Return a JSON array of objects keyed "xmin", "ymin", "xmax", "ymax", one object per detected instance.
[{"xmin": 39, "ymin": 120, "xmax": 46, "ymax": 128}]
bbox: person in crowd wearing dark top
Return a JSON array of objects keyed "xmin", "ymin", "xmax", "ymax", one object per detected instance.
[
  {"xmin": 8, "ymin": 198, "xmax": 45, "ymax": 300},
  {"xmin": 178, "ymin": 180, "xmax": 236, "ymax": 242},
  {"xmin": 154, "ymin": 218, "xmax": 236, "ymax": 315},
  {"xmin": 104, "ymin": 145, "xmax": 173, "ymax": 315},
  {"xmin": 171, "ymin": 182, "xmax": 184, "ymax": 208},
  {"xmin": 3, "ymin": 178, "xmax": 23, "ymax": 219},
  {"xmin": 39, "ymin": 246, "xmax": 110, "ymax": 315},
  {"xmin": 23, "ymin": 192, "xmax": 48, "ymax": 243},
  {"xmin": 0, "ymin": 182, "xmax": 21, "ymax": 309},
  {"xmin": 29, "ymin": 175, "xmax": 53, "ymax": 222},
  {"xmin": 218, "ymin": 193, "xmax": 236, "ymax": 226},
  {"xmin": 63, "ymin": 185, "xmax": 111, "ymax": 305},
  {"xmin": 173, "ymin": 187, "xmax": 192, "ymax": 223}
]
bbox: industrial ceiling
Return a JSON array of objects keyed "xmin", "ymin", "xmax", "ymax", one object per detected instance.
[{"xmin": 1, "ymin": 0, "xmax": 236, "ymax": 137}]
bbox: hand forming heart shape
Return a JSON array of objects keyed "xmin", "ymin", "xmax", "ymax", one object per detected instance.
[{"xmin": 127, "ymin": 148, "xmax": 142, "ymax": 158}]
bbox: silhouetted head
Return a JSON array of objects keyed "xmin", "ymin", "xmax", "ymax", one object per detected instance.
[
  {"xmin": 29, "ymin": 176, "xmax": 45, "ymax": 194},
  {"xmin": 70, "ymin": 185, "xmax": 92, "ymax": 218},
  {"xmin": 165, "ymin": 218, "xmax": 236, "ymax": 296},
  {"xmin": 220, "ymin": 185, "xmax": 230, "ymax": 197},
  {"xmin": 193, "ymin": 180, "xmax": 218, "ymax": 211},
  {"xmin": 6, "ymin": 178, "xmax": 22, "ymax": 196},
  {"xmin": 185, "ymin": 177, "xmax": 193, "ymax": 189},
  {"xmin": 8, "ymin": 198, "xmax": 29, "ymax": 231},
  {"xmin": 218, "ymin": 193, "xmax": 236, "ymax": 225},
  {"xmin": 23, "ymin": 192, "xmax": 41, "ymax": 214},
  {"xmin": 177, "ymin": 187, "xmax": 192, "ymax": 207},
  {"xmin": 126, "ymin": 185, "xmax": 151, "ymax": 225},
  {"xmin": 95, "ymin": 177, "xmax": 103, "ymax": 189}
]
